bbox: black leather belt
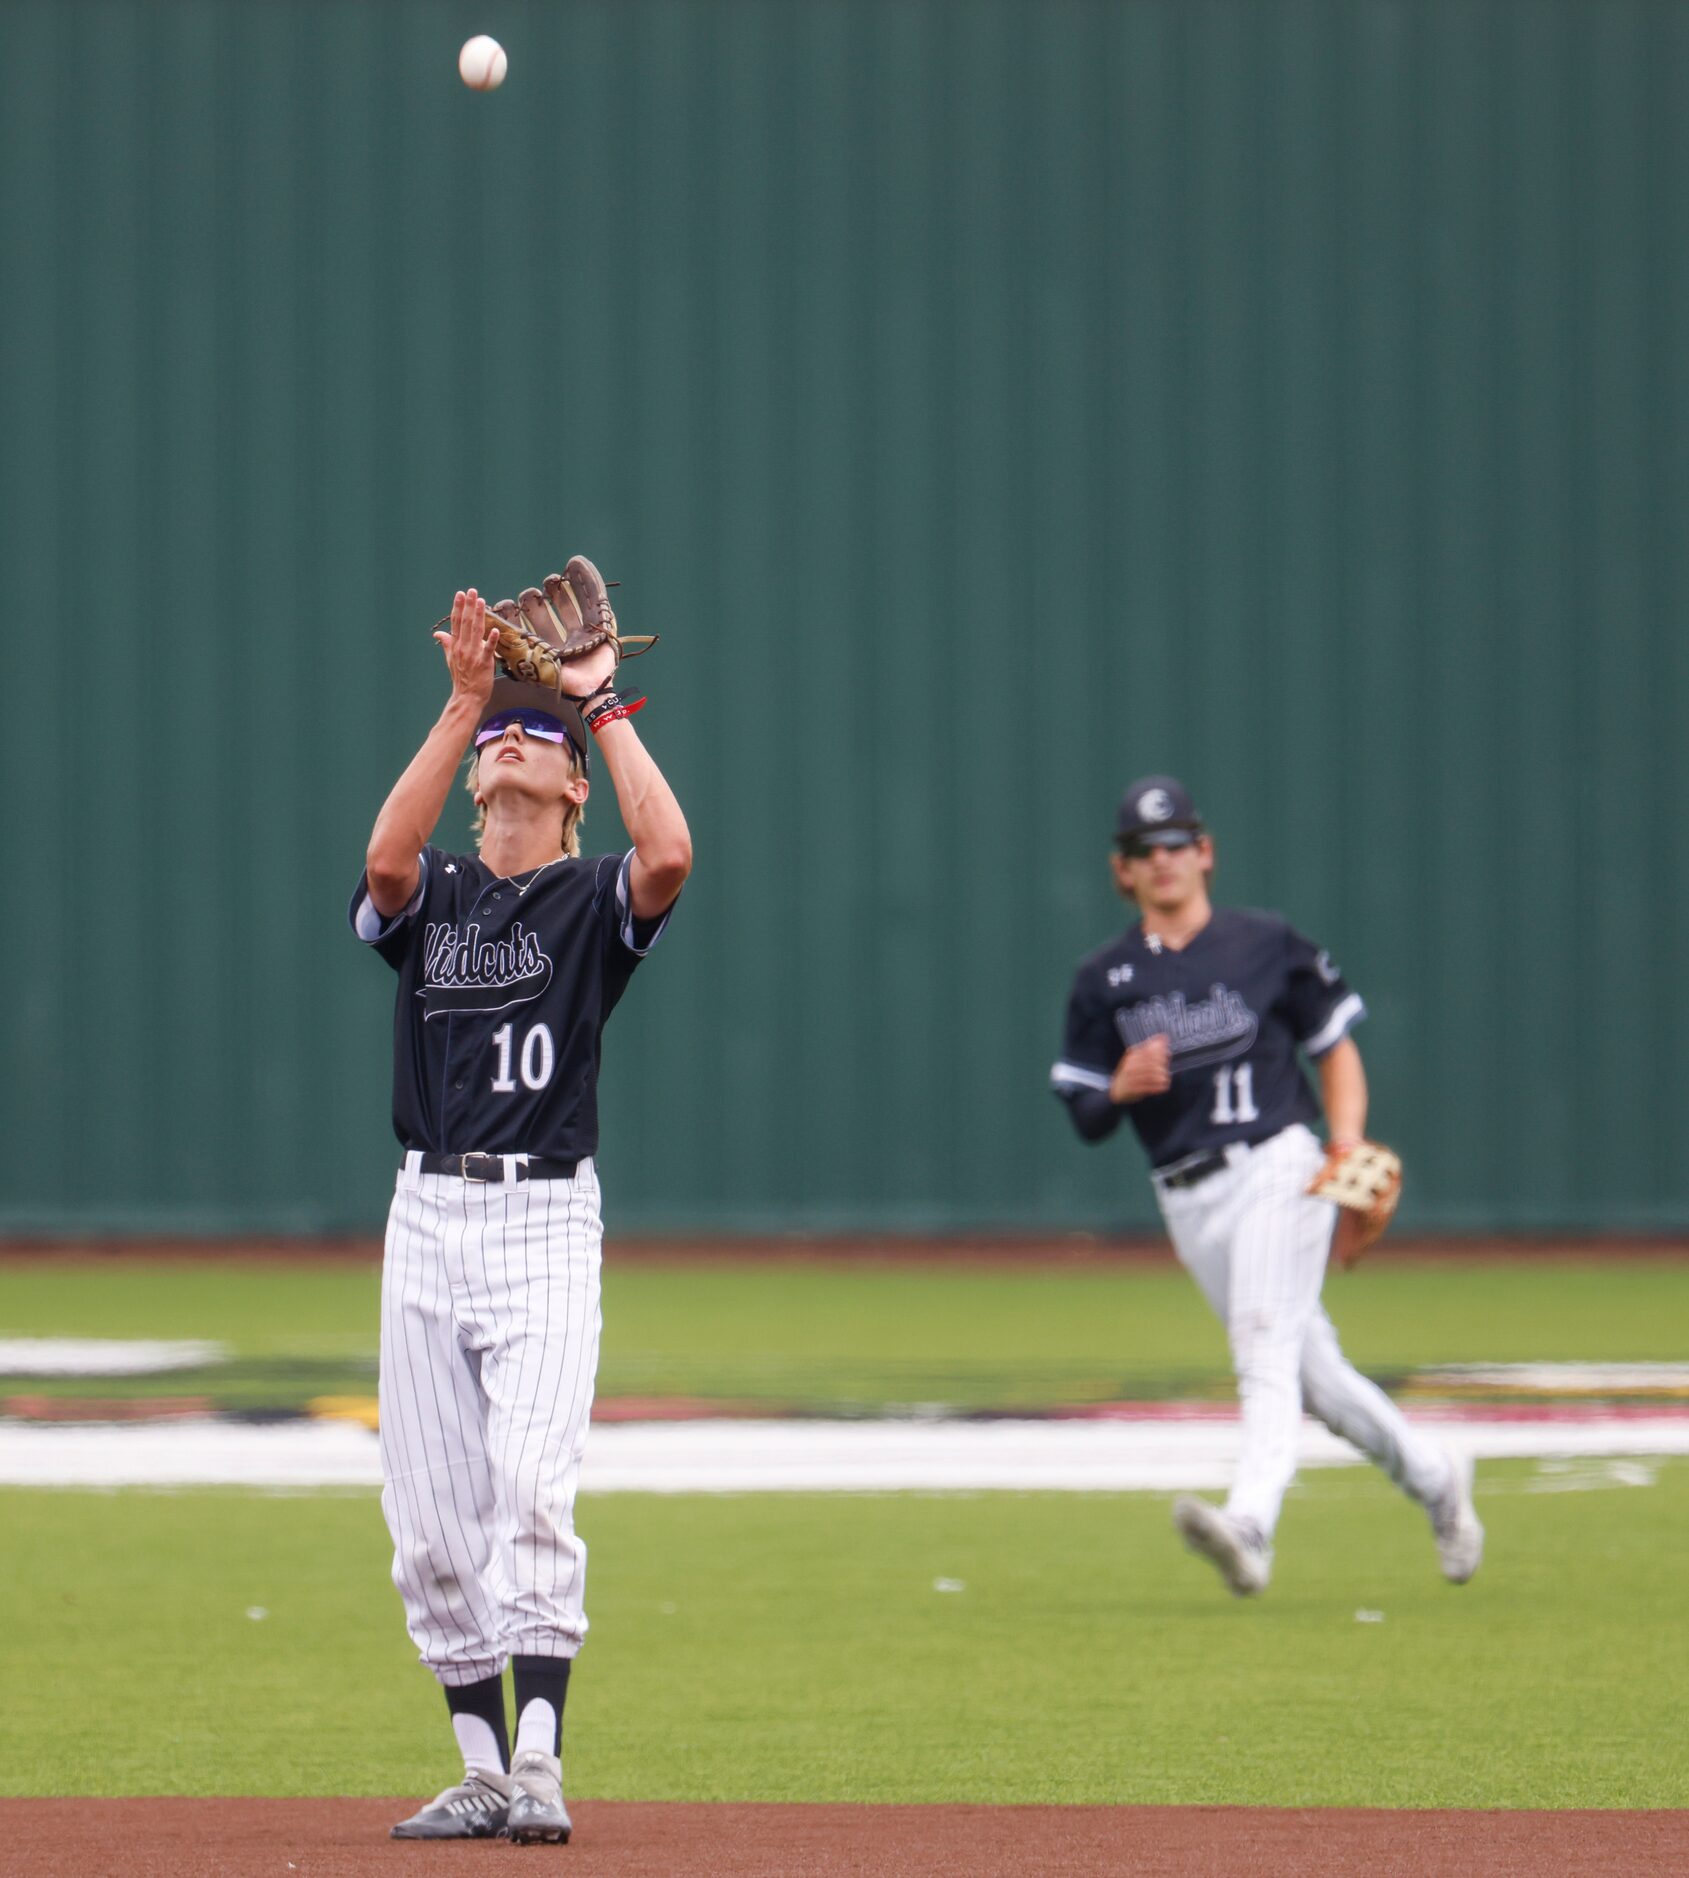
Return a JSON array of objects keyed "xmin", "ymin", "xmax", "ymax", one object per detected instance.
[
  {"xmin": 417, "ymin": 1152, "xmax": 579, "ymax": 1183},
  {"xmin": 1155, "ymin": 1128, "xmax": 1288, "ymax": 1190},
  {"xmin": 1154, "ymin": 1149, "xmax": 1229, "ymax": 1191}
]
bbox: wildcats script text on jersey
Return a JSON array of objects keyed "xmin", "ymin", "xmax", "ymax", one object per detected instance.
[
  {"xmin": 421, "ymin": 920, "xmax": 554, "ymax": 1015},
  {"xmin": 1117, "ymin": 984, "xmax": 1258, "ymax": 1068}
]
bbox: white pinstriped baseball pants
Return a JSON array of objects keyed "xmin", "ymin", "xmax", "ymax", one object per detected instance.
[
  {"xmin": 379, "ymin": 1155, "xmax": 603, "ymax": 1687},
  {"xmin": 1156, "ymin": 1124, "xmax": 1453, "ymax": 1539}
]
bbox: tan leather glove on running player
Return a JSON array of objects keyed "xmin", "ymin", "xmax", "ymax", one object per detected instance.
[{"xmin": 1308, "ymin": 1139, "xmax": 1403, "ymax": 1270}]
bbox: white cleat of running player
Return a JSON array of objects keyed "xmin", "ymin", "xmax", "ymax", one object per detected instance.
[
  {"xmin": 1430, "ymin": 1450, "xmax": 1485, "ymax": 1584},
  {"xmin": 1172, "ymin": 1496, "xmax": 1273, "ymax": 1597}
]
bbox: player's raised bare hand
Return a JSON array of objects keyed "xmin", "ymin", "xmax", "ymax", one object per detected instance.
[
  {"xmin": 1111, "ymin": 1034, "xmax": 1172, "ymax": 1103},
  {"xmin": 433, "ymin": 589, "xmax": 500, "ymax": 707}
]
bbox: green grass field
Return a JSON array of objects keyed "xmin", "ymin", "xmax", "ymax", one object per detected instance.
[
  {"xmin": 1, "ymin": 1467, "xmax": 1684, "ymax": 1806},
  {"xmin": 1, "ymin": 1252, "xmax": 1685, "ymax": 1807},
  {"xmin": 4, "ymin": 1253, "xmax": 1686, "ymax": 1409}
]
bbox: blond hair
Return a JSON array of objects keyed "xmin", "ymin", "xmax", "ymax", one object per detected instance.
[{"xmin": 465, "ymin": 744, "xmax": 585, "ymax": 858}]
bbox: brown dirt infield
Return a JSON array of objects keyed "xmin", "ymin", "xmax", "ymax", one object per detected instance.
[{"xmin": 3, "ymin": 1800, "xmax": 1684, "ymax": 1877}]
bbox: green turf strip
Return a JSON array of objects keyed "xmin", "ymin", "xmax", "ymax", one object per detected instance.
[
  {"xmin": 0, "ymin": 1260, "xmax": 381, "ymax": 1359},
  {"xmin": 3, "ymin": 1257, "xmax": 1687, "ymax": 1411},
  {"xmin": 1, "ymin": 1462, "xmax": 1683, "ymax": 1806},
  {"xmin": 601, "ymin": 1259, "xmax": 1689, "ymax": 1405}
]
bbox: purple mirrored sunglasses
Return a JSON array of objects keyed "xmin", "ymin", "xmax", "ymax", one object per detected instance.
[{"xmin": 474, "ymin": 709, "xmax": 585, "ymax": 761}]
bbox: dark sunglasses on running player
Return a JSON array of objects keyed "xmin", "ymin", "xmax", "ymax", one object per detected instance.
[
  {"xmin": 475, "ymin": 709, "xmax": 578, "ymax": 752},
  {"xmin": 1118, "ymin": 830, "xmax": 1201, "ymax": 860}
]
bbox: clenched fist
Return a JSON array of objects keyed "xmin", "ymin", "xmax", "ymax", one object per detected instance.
[{"xmin": 1111, "ymin": 1034, "xmax": 1172, "ymax": 1103}]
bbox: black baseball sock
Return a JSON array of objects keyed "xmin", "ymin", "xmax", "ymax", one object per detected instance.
[
  {"xmin": 445, "ymin": 1674, "xmax": 510, "ymax": 1776},
  {"xmin": 512, "ymin": 1654, "xmax": 572, "ymax": 1759}
]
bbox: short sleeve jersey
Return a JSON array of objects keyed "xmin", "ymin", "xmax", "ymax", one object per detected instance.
[
  {"xmin": 348, "ymin": 846, "xmax": 674, "ymax": 1161},
  {"xmin": 1050, "ymin": 907, "xmax": 1365, "ymax": 1169}
]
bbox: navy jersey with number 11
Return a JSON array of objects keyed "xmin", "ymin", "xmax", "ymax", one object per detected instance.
[{"xmin": 1051, "ymin": 907, "xmax": 1365, "ymax": 1169}]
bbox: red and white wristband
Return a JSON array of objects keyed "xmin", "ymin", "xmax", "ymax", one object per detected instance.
[{"xmin": 573, "ymin": 688, "xmax": 648, "ymax": 734}]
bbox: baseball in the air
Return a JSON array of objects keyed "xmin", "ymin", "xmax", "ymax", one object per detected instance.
[{"xmin": 458, "ymin": 35, "xmax": 508, "ymax": 91}]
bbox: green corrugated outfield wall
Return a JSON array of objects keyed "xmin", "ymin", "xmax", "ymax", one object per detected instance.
[{"xmin": 3, "ymin": 0, "xmax": 1685, "ymax": 1233}]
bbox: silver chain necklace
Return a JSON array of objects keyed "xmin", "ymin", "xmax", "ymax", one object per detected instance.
[{"xmin": 511, "ymin": 857, "xmax": 561, "ymax": 897}]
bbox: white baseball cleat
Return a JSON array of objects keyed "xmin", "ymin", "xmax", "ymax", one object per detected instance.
[
  {"xmin": 1172, "ymin": 1495, "xmax": 1272, "ymax": 1597},
  {"xmin": 505, "ymin": 1747, "xmax": 573, "ymax": 1844},
  {"xmin": 389, "ymin": 1769, "xmax": 512, "ymax": 1840},
  {"xmin": 1431, "ymin": 1449, "xmax": 1485, "ymax": 1585}
]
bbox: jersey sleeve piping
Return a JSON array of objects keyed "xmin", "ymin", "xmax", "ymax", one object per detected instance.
[
  {"xmin": 1301, "ymin": 991, "xmax": 1366, "ymax": 1058},
  {"xmin": 349, "ymin": 852, "xmax": 430, "ymax": 943},
  {"xmin": 614, "ymin": 850, "xmax": 677, "ymax": 956},
  {"xmin": 1050, "ymin": 1060, "xmax": 1114, "ymax": 1094}
]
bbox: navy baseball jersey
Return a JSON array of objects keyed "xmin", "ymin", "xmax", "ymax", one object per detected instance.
[
  {"xmin": 1050, "ymin": 908, "xmax": 1364, "ymax": 1169},
  {"xmin": 349, "ymin": 846, "xmax": 673, "ymax": 1161}
]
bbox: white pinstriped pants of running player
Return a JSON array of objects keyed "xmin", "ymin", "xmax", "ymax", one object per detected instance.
[
  {"xmin": 1157, "ymin": 1124, "xmax": 1453, "ymax": 1537},
  {"xmin": 379, "ymin": 1154, "xmax": 602, "ymax": 1684}
]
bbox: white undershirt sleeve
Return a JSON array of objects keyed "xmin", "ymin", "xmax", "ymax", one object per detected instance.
[
  {"xmin": 352, "ymin": 853, "xmax": 429, "ymax": 942},
  {"xmin": 615, "ymin": 850, "xmax": 677, "ymax": 956}
]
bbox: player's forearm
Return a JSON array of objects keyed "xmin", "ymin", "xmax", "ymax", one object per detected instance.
[
  {"xmin": 367, "ymin": 696, "xmax": 481, "ymax": 905},
  {"xmin": 1318, "ymin": 1038, "xmax": 1368, "ymax": 1145},
  {"xmin": 591, "ymin": 718, "xmax": 693, "ymax": 888},
  {"xmin": 1062, "ymin": 1088, "xmax": 1124, "ymax": 1143}
]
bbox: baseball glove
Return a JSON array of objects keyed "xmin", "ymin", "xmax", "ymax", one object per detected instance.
[
  {"xmin": 1307, "ymin": 1138, "xmax": 1403, "ymax": 1270},
  {"xmin": 449, "ymin": 556, "xmax": 657, "ymax": 695}
]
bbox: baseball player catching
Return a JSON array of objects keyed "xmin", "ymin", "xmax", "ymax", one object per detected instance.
[
  {"xmin": 1051, "ymin": 776, "xmax": 1482, "ymax": 1597},
  {"xmin": 351, "ymin": 569, "xmax": 690, "ymax": 1841}
]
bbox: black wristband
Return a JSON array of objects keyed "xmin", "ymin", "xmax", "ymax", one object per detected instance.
[{"xmin": 564, "ymin": 672, "xmax": 618, "ymax": 706}]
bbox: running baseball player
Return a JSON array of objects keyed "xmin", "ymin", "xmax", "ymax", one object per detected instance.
[
  {"xmin": 1051, "ymin": 775, "xmax": 1482, "ymax": 1597},
  {"xmin": 351, "ymin": 578, "xmax": 691, "ymax": 1841}
]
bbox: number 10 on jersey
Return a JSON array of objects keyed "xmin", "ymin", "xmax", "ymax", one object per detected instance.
[{"xmin": 490, "ymin": 1022, "xmax": 555, "ymax": 1092}]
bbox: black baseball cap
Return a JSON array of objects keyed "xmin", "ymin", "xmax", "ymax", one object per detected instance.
[
  {"xmin": 1115, "ymin": 774, "xmax": 1205, "ymax": 848},
  {"xmin": 479, "ymin": 677, "xmax": 590, "ymax": 772}
]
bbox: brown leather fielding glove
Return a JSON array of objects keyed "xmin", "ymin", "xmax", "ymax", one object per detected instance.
[
  {"xmin": 484, "ymin": 556, "xmax": 657, "ymax": 693},
  {"xmin": 1307, "ymin": 1139, "xmax": 1403, "ymax": 1270}
]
